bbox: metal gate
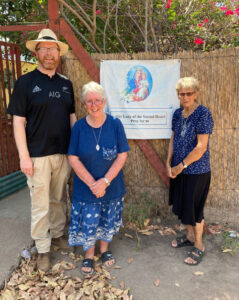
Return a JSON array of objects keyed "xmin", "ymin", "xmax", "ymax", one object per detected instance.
[{"xmin": 0, "ymin": 41, "xmax": 27, "ymax": 198}]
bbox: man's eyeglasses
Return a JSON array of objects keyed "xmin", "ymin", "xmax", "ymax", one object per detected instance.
[
  {"xmin": 178, "ymin": 92, "xmax": 195, "ymax": 97},
  {"xmin": 36, "ymin": 47, "xmax": 60, "ymax": 54},
  {"xmin": 85, "ymin": 99, "xmax": 104, "ymax": 106}
]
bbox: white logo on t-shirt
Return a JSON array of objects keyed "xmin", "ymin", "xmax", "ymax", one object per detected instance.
[
  {"xmin": 62, "ymin": 86, "xmax": 70, "ymax": 93},
  {"xmin": 32, "ymin": 85, "xmax": 42, "ymax": 93},
  {"xmin": 49, "ymin": 91, "xmax": 61, "ymax": 98}
]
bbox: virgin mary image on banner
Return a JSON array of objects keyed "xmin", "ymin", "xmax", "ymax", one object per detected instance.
[
  {"xmin": 100, "ymin": 59, "xmax": 180, "ymax": 139},
  {"xmin": 122, "ymin": 66, "xmax": 153, "ymax": 103}
]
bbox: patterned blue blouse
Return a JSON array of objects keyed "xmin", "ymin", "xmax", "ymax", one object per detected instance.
[{"xmin": 171, "ymin": 105, "xmax": 214, "ymax": 174}]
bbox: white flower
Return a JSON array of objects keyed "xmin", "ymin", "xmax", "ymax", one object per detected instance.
[
  {"xmin": 94, "ymin": 214, "xmax": 99, "ymax": 218},
  {"xmin": 86, "ymin": 214, "xmax": 92, "ymax": 218}
]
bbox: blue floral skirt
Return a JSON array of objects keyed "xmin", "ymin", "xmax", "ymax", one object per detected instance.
[{"xmin": 68, "ymin": 196, "xmax": 124, "ymax": 251}]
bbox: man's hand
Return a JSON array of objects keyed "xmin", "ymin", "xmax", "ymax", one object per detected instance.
[{"xmin": 20, "ymin": 156, "xmax": 33, "ymax": 177}]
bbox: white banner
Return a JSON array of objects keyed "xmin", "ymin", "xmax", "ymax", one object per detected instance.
[{"xmin": 100, "ymin": 60, "xmax": 181, "ymax": 139}]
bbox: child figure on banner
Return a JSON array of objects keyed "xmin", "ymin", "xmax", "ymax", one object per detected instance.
[{"xmin": 132, "ymin": 71, "xmax": 149, "ymax": 102}]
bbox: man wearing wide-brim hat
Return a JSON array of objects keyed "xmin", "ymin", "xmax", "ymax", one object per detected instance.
[{"xmin": 7, "ymin": 28, "xmax": 77, "ymax": 272}]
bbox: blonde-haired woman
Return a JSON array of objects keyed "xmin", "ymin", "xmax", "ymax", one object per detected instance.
[{"xmin": 166, "ymin": 77, "xmax": 213, "ymax": 265}]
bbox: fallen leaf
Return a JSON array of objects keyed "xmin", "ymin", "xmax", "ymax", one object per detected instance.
[
  {"xmin": 52, "ymin": 246, "xmax": 60, "ymax": 251},
  {"xmin": 114, "ymin": 288, "xmax": 124, "ymax": 296},
  {"xmin": 153, "ymin": 225, "xmax": 160, "ymax": 230},
  {"xmin": 43, "ymin": 276, "xmax": 58, "ymax": 287},
  {"xmin": 93, "ymin": 256, "xmax": 99, "ymax": 262},
  {"xmin": 120, "ymin": 281, "xmax": 125, "ymax": 289},
  {"xmin": 124, "ymin": 233, "xmax": 134, "ymax": 239},
  {"xmin": 154, "ymin": 278, "xmax": 160, "ymax": 286},
  {"xmin": 52, "ymin": 261, "xmax": 76, "ymax": 273},
  {"xmin": 173, "ymin": 224, "xmax": 185, "ymax": 231},
  {"xmin": 74, "ymin": 257, "xmax": 81, "ymax": 262},
  {"xmin": 194, "ymin": 271, "xmax": 204, "ymax": 276},
  {"xmin": 127, "ymin": 257, "xmax": 133, "ymax": 264},
  {"xmin": 138, "ymin": 229, "xmax": 154, "ymax": 235},
  {"xmin": 0, "ymin": 288, "xmax": 16, "ymax": 300},
  {"xmin": 158, "ymin": 227, "xmax": 177, "ymax": 236},
  {"xmin": 59, "ymin": 291, "xmax": 67, "ymax": 300},
  {"xmin": 207, "ymin": 224, "xmax": 222, "ymax": 235},
  {"xmin": 222, "ymin": 249, "xmax": 232, "ymax": 253},
  {"xmin": 94, "ymin": 265, "xmax": 103, "ymax": 274},
  {"xmin": 69, "ymin": 252, "xmax": 75, "ymax": 260},
  {"xmin": 144, "ymin": 218, "xmax": 150, "ymax": 227},
  {"xmin": 112, "ymin": 265, "xmax": 121, "ymax": 269},
  {"xmin": 125, "ymin": 222, "xmax": 138, "ymax": 231},
  {"xmin": 18, "ymin": 284, "xmax": 29, "ymax": 291}
]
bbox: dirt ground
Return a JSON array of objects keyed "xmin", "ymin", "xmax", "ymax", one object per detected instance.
[
  {"xmin": 48, "ymin": 225, "xmax": 239, "ymax": 300},
  {"xmin": 0, "ymin": 189, "xmax": 238, "ymax": 300}
]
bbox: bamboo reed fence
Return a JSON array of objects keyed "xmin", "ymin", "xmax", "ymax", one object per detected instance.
[{"xmin": 62, "ymin": 48, "xmax": 239, "ymax": 226}]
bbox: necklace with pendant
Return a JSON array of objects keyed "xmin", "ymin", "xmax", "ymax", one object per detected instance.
[
  {"xmin": 181, "ymin": 103, "xmax": 197, "ymax": 136},
  {"xmin": 92, "ymin": 126, "xmax": 102, "ymax": 151},
  {"xmin": 181, "ymin": 116, "xmax": 188, "ymax": 137}
]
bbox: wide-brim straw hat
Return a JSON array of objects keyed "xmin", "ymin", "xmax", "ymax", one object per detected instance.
[{"xmin": 26, "ymin": 28, "xmax": 68, "ymax": 56}]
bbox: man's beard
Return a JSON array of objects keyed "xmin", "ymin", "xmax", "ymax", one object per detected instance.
[{"xmin": 38, "ymin": 56, "xmax": 60, "ymax": 70}]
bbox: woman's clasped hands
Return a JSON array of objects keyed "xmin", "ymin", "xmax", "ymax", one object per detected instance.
[
  {"xmin": 90, "ymin": 178, "xmax": 107, "ymax": 198},
  {"xmin": 167, "ymin": 163, "xmax": 184, "ymax": 179}
]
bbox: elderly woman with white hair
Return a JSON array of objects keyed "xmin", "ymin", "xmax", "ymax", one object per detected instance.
[
  {"xmin": 166, "ymin": 77, "xmax": 213, "ymax": 265},
  {"xmin": 68, "ymin": 81, "xmax": 129, "ymax": 275}
]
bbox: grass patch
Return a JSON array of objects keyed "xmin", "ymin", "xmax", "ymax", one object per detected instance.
[
  {"xmin": 221, "ymin": 231, "xmax": 239, "ymax": 255},
  {"xmin": 123, "ymin": 192, "xmax": 159, "ymax": 229}
]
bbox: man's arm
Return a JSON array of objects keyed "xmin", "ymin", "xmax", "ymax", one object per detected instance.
[
  {"xmin": 13, "ymin": 116, "xmax": 33, "ymax": 176},
  {"xmin": 70, "ymin": 113, "xmax": 77, "ymax": 128}
]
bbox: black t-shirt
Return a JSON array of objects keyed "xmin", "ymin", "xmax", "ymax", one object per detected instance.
[{"xmin": 7, "ymin": 68, "xmax": 75, "ymax": 157}]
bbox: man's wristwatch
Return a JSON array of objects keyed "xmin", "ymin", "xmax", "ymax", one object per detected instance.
[
  {"xmin": 182, "ymin": 160, "xmax": 188, "ymax": 169},
  {"xmin": 103, "ymin": 177, "xmax": 110, "ymax": 187}
]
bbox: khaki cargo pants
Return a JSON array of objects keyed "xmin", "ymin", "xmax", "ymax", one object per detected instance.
[{"xmin": 27, "ymin": 154, "xmax": 71, "ymax": 253}]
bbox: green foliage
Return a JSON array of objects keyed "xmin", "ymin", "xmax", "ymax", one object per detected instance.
[
  {"xmin": 0, "ymin": 0, "xmax": 48, "ymax": 59},
  {"xmin": 222, "ymin": 231, "xmax": 239, "ymax": 255},
  {"xmin": 63, "ymin": 0, "xmax": 239, "ymax": 54},
  {"xmin": 1, "ymin": 0, "xmax": 239, "ymax": 56},
  {"xmin": 123, "ymin": 193, "xmax": 159, "ymax": 229}
]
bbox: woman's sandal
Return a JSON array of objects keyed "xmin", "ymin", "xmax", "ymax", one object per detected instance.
[
  {"xmin": 101, "ymin": 251, "xmax": 116, "ymax": 268},
  {"xmin": 184, "ymin": 246, "xmax": 205, "ymax": 266},
  {"xmin": 172, "ymin": 235, "xmax": 194, "ymax": 248},
  {"xmin": 81, "ymin": 258, "xmax": 95, "ymax": 276}
]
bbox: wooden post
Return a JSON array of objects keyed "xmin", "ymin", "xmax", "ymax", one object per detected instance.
[
  {"xmin": 48, "ymin": 0, "xmax": 60, "ymax": 38},
  {"xmin": 48, "ymin": 0, "xmax": 62, "ymax": 72}
]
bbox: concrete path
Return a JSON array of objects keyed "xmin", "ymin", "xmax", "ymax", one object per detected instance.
[
  {"xmin": 0, "ymin": 188, "xmax": 239, "ymax": 299},
  {"xmin": 0, "ymin": 188, "xmax": 32, "ymax": 288}
]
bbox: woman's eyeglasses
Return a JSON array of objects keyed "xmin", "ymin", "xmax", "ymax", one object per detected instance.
[
  {"xmin": 85, "ymin": 99, "xmax": 104, "ymax": 106},
  {"xmin": 178, "ymin": 92, "xmax": 195, "ymax": 97}
]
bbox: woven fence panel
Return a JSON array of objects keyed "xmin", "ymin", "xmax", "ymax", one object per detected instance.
[{"xmin": 61, "ymin": 49, "xmax": 239, "ymax": 225}]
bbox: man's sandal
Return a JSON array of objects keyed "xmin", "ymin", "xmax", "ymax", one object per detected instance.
[
  {"xmin": 81, "ymin": 258, "xmax": 95, "ymax": 276},
  {"xmin": 172, "ymin": 235, "xmax": 194, "ymax": 248},
  {"xmin": 101, "ymin": 251, "xmax": 116, "ymax": 268},
  {"xmin": 184, "ymin": 246, "xmax": 205, "ymax": 266}
]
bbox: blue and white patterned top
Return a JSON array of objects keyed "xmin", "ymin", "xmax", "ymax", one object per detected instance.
[
  {"xmin": 171, "ymin": 105, "xmax": 213, "ymax": 174},
  {"xmin": 68, "ymin": 114, "xmax": 130, "ymax": 202}
]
